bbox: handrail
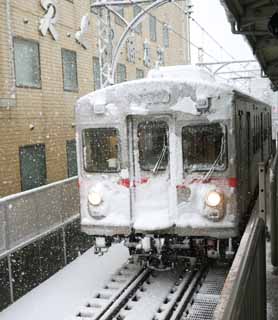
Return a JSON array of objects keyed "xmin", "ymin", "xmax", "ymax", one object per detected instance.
[
  {"xmin": 0, "ymin": 177, "xmax": 79, "ymax": 255},
  {"xmin": 214, "ymin": 207, "xmax": 266, "ymax": 320}
]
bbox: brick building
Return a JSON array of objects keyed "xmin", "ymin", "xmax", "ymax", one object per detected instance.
[{"xmin": 0, "ymin": 0, "xmax": 190, "ymax": 197}]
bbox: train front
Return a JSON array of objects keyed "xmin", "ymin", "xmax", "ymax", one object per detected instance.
[{"xmin": 75, "ymin": 66, "xmax": 238, "ymax": 269}]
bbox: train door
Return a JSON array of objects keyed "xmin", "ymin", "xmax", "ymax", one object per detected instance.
[
  {"xmin": 127, "ymin": 115, "xmax": 175, "ymax": 231},
  {"xmin": 237, "ymin": 108, "xmax": 248, "ymax": 213}
]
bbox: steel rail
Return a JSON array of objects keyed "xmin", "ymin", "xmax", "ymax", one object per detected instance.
[
  {"xmin": 74, "ymin": 263, "xmax": 148, "ymax": 320},
  {"xmin": 168, "ymin": 269, "xmax": 206, "ymax": 320},
  {"xmin": 96, "ymin": 268, "xmax": 150, "ymax": 320},
  {"xmin": 72, "ymin": 262, "xmax": 231, "ymax": 320}
]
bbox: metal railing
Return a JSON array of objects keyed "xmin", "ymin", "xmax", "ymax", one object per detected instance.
[
  {"xmin": 0, "ymin": 177, "xmax": 79, "ymax": 257},
  {"xmin": 213, "ymin": 206, "xmax": 266, "ymax": 320},
  {"xmin": 0, "ymin": 177, "xmax": 86, "ymax": 309}
]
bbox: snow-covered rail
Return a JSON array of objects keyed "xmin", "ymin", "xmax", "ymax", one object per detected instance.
[
  {"xmin": 73, "ymin": 261, "xmax": 149, "ymax": 320},
  {"xmin": 69, "ymin": 262, "xmax": 229, "ymax": 320}
]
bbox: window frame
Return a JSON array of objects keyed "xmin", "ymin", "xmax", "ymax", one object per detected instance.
[
  {"xmin": 133, "ymin": 5, "xmax": 142, "ymax": 34},
  {"xmin": 115, "ymin": 6, "xmax": 125, "ymax": 27},
  {"xmin": 66, "ymin": 139, "xmax": 78, "ymax": 177},
  {"xmin": 163, "ymin": 24, "xmax": 169, "ymax": 48},
  {"xmin": 93, "ymin": 56, "xmax": 101, "ymax": 90},
  {"xmin": 82, "ymin": 127, "xmax": 121, "ymax": 173},
  {"xmin": 116, "ymin": 63, "xmax": 127, "ymax": 83},
  {"xmin": 13, "ymin": 37, "xmax": 42, "ymax": 89},
  {"xmin": 61, "ymin": 48, "xmax": 79, "ymax": 92},
  {"xmin": 19, "ymin": 143, "xmax": 47, "ymax": 191},
  {"xmin": 149, "ymin": 14, "xmax": 157, "ymax": 42},
  {"xmin": 181, "ymin": 123, "xmax": 227, "ymax": 173},
  {"xmin": 137, "ymin": 120, "xmax": 169, "ymax": 172},
  {"xmin": 136, "ymin": 68, "xmax": 144, "ymax": 79}
]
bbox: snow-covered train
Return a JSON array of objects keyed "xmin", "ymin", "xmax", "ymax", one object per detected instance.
[{"xmin": 75, "ymin": 65, "xmax": 272, "ymax": 269}]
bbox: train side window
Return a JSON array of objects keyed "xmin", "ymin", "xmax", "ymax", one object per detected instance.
[
  {"xmin": 182, "ymin": 123, "xmax": 226, "ymax": 172},
  {"xmin": 253, "ymin": 116, "xmax": 256, "ymax": 153},
  {"xmin": 268, "ymin": 112, "xmax": 272, "ymax": 151},
  {"xmin": 257, "ymin": 115, "xmax": 260, "ymax": 150},
  {"xmin": 82, "ymin": 128, "xmax": 120, "ymax": 173},
  {"xmin": 137, "ymin": 121, "xmax": 169, "ymax": 171},
  {"xmin": 264, "ymin": 113, "xmax": 268, "ymax": 141}
]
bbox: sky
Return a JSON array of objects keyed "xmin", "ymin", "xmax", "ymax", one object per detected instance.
[
  {"xmin": 189, "ymin": 0, "xmax": 264, "ymax": 93},
  {"xmin": 190, "ymin": 0, "xmax": 254, "ymax": 64}
]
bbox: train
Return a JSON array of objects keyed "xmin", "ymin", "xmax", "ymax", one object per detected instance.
[{"xmin": 75, "ymin": 65, "xmax": 272, "ymax": 269}]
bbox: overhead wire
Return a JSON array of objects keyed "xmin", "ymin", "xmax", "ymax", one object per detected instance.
[
  {"xmin": 189, "ymin": 10, "xmax": 259, "ymax": 85},
  {"xmin": 133, "ymin": 2, "xmax": 220, "ymax": 62},
  {"xmin": 138, "ymin": 1, "xmax": 256, "ymax": 88}
]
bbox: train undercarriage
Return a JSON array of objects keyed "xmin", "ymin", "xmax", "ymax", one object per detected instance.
[{"xmin": 93, "ymin": 234, "xmax": 236, "ymax": 271}]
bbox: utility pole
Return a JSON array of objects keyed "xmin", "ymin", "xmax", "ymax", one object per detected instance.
[{"xmin": 96, "ymin": 8, "xmax": 113, "ymax": 87}]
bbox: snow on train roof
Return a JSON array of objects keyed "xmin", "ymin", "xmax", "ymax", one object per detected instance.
[
  {"xmin": 76, "ymin": 65, "xmax": 234, "ymax": 123},
  {"xmin": 147, "ymin": 65, "xmax": 217, "ymax": 82}
]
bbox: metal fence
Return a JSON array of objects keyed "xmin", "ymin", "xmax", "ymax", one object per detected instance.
[
  {"xmin": 213, "ymin": 208, "xmax": 266, "ymax": 320},
  {"xmin": 0, "ymin": 177, "xmax": 79, "ymax": 257},
  {"xmin": 0, "ymin": 177, "xmax": 98, "ymax": 311}
]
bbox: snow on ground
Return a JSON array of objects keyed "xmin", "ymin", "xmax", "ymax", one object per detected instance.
[{"xmin": 0, "ymin": 244, "xmax": 130, "ymax": 320}]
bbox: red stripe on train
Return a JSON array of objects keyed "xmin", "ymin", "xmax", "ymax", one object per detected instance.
[
  {"xmin": 119, "ymin": 178, "xmax": 149, "ymax": 188},
  {"xmin": 177, "ymin": 177, "xmax": 237, "ymax": 188}
]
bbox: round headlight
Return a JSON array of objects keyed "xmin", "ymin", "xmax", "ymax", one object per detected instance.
[
  {"xmin": 205, "ymin": 191, "xmax": 222, "ymax": 207},
  {"xmin": 88, "ymin": 191, "xmax": 102, "ymax": 206}
]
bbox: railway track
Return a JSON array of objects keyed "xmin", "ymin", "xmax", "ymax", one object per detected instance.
[{"xmin": 71, "ymin": 261, "xmax": 229, "ymax": 320}]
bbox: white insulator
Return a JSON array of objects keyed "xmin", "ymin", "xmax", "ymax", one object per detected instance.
[{"xmin": 141, "ymin": 237, "xmax": 151, "ymax": 252}]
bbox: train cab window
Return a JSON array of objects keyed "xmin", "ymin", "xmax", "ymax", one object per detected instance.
[
  {"xmin": 82, "ymin": 128, "xmax": 120, "ymax": 173},
  {"xmin": 182, "ymin": 123, "xmax": 226, "ymax": 172},
  {"xmin": 138, "ymin": 121, "xmax": 169, "ymax": 171}
]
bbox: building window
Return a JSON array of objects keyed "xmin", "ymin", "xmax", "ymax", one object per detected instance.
[
  {"xmin": 115, "ymin": 6, "xmax": 125, "ymax": 26},
  {"xmin": 61, "ymin": 49, "xmax": 78, "ymax": 92},
  {"xmin": 19, "ymin": 144, "xmax": 47, "ymax": 191},
  {"xmin": 157, "ymin": 47, "xmax": 165, "ymax": 66},
  {"xmin": 149, "ymin": 15, "xmax": 157, "ymax": 41},
  {"xmin": 136, "ymin": 68, "xmax": 144, "ymax": 79},
  {"xmin": 163, "ymin": 24, "xmax": 169, "ymax": 48},
  {"xmin": 93, "ymin": 56, "xmax": 101, "ymax": 90},
  {"xmin": 14, "ymin": 38, "xmax": 41, "ymax": 88},
  {"xmin": 143, "ymin": 40, "xmax": 151, "ymax": 67},
  {"xmin": 66, "ymin": 140, "xmax": 78, "ymax": 177},
  {"xmin": 133, "ymin": 5, "xmax": 142, "ymax": 33},
  {"xmin": 116, "ymin": 63, "xmax": 126, "ymax": 83}
]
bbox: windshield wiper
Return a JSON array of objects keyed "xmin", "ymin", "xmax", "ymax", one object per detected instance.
[
  {"xmin": 152, "ymin": 144, "xmax": 168, "ymax": 175},
  {"xmin": 202, "ymin": 136, "xmax": 225, "ymax": 182}
]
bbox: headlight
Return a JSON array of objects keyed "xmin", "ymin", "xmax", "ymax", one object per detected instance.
[
  {"xmin": 205, "ymin": 191, "xmax": 222, "ymax": 207},
  {"xmin": 88, "ymin": 191, "xmax": 102, "ymax": 206}
]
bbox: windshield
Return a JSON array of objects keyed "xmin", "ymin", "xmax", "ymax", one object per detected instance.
[
  {"xmin": 82, "ymin": 128, "xmax": 119, "ymax": 173},
  {"xmin": 182, "ymin": 123, "xmax": 226, "ymax": 172},
  {"xmin": 138, "ymin": 120, "xmax": 169, "ymax": 171}
]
